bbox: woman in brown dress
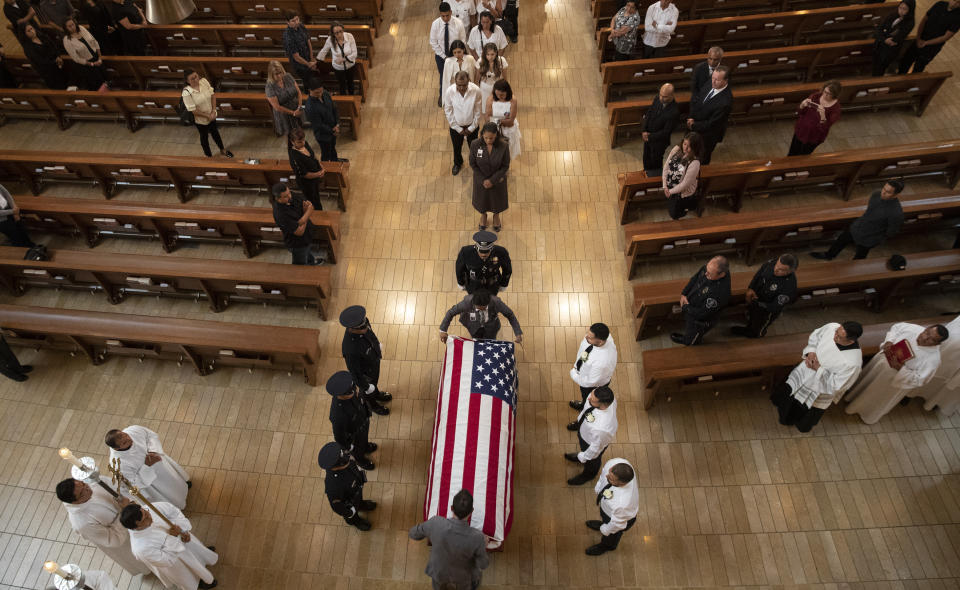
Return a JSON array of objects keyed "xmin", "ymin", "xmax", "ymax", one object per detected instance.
[{"xmin": 469, "ymin": 121, "xmax": 510, "ymax": 232}]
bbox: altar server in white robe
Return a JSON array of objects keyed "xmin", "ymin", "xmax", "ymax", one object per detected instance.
[
  {"xmin": 912, "ymin": 315, "xmax": 960, "ymax": 416},
  {"xmin": 121, "ymin": 502, "xmax": 218, "ymax": 590},
  {"xmin": 770, "ymin": 321, "xmax": 864, "ymax": 432},
  {"xmin": 845, "ymin": 322, "xmax": 949, "ymax": 424},
  {"xmin": 46, "ymin": 569, "xmax": 118, "ymax": 590},
  {"xmin": 55, "ymin": 478, "xmax": 150, "ymax": 576},
  {"xmin": 106, "ymin": 426, "xmax": 190, "ymax": 509}
]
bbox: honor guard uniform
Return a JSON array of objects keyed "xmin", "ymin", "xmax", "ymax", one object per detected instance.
[
  {"xmin": 564, "ymin": 386, "xmax": 618, "ymax": 486},
  {"xmin": 340, "ymin": 305, "xmax": 392, "ymax": 416},
  {"xmin": 731, "ymin": 254, "xmax": 798, "ymax": 338},
  {"xmin": 671, "ymin": 255, "xmax": 731, "ymax": 346},
  {"xmin": 317, "ymin": 442, "xmax": 376, "ymax": 531},
  {"xmin": 455, "ymin": 230, "xmax": 512, "ymax": 294},
  {"xmin": 585, "ymin": 459, "xmax": 639, "ymax": 555},
  {"xmin": 326, "ymin": 371, "xmax": 377, "ymax": 471}
]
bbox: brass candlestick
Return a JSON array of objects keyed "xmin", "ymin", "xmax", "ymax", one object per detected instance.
[{"xmin": 107, "ymin": 458, "xmax": 176, "ymax": 529}]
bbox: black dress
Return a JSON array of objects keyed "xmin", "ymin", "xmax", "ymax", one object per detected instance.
[
  {"xmin": 65, "ymin": 33, "xmax": 108, "ymax": 90},
  {"xmin": 79, "ymin": 0, "xmax": 120, "ymax": 55},
  {"xmin": 288, "ymin": 142, "xmax": 324, "ymax": 210},
  {"xmin": 0, "ymin": 49, "xmax": 19, "ymax": 88},
  {"xmin": 24, "ymin": 36, "xmax": 67, "ymax": 89}
]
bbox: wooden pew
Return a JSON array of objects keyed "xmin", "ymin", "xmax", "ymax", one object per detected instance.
[
  {"xmin": 4, "ymin": 55, "xmax": 371, "ymax": 102},
  {"xmin": 14, "ymin": 195, "xmax": 341, "ymax": 262},
  {"xmin": 182, "ymin": 0, "xmax": 383, "ymax": 32},
  {"xmin": 640, "ymin": 316, "xmax": 942, "ymax": 409},
  {"xmin": 608, "ymin": 72, "xmax": 951, "ymax": 147},
  {"xmin": 0, "ymin": 246, "xmax": 333, "ymax": 318},
  {"xmin": 0, "ymin": 304, "xmax": 321, "ymax": 385},
  {"xmin": 592, "ymin": 0, "xmax": 875, "ymax": 30},
  {"xmin": 144, "ymin": 24, "xmax": 376, "ymax": 61},
  {"xmin": 617, "ymin": 140, "xmax": 960, "ymax": 223},
  {"xmin": 632, "ymin": 251, "xmax": 960, "ymax": 340},
  {"xmin": 0, "ymin": 150, "xmax": 349, "ymax": 209},
  {"xmin": 596, "ymin": 3, "xmax": 897, "ymax": 63},
  {"xmin": 0, "ymin": 88, "xmax": 362, "ymax": 140},
  {"xmin": 601, "ymin": 39, "xmax": 898, "ymax": 105},
  {"xmin": 623, "ymin": 192, "xmax": 960, "ymax": 278}
]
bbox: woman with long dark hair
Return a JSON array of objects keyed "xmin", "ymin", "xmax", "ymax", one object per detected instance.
[
  {"xmin": 872, "ymin": 1, "xmax": 915, "ymax": 76},
  {"xmin": 21, "ymin": 23, "xmax": 67, "ymax": 89},
  {"xmin": 469, "ymin": 121, "xmax": 511, "ymax": 232},
  {"xmin": 476, "ymin": 42, "xmax": 507, "ymax": 106},
  {"xmin": 316, "ymin": 22, "xmax": 357, "ymax": 95},
  {"xmin": 663, "ymin": 131, "xmax": 703, "ymax": 220},
  {"xmin": 441, "ymin": 39, "xmax": 477, "ymax": 91},
  {"xmin": 467, "ymin": 11, "xmax": 507, "ymax": 60},
  {"xmin": 63, "ymin": 17, "xmax": 108, "ymax": 91},
  {"xmin": 486, "ymin": 79, "xmax": 521, "ymax": 159},
  {"xmin": 287, "ymin": 127, "xmax": 325, "ymax": 210}
]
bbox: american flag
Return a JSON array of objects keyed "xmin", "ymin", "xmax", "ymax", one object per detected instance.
[{"xmin": 424, "ymin": 336, "xmax": 518, "ymax": 546}]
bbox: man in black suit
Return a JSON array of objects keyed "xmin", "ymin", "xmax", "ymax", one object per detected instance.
[
  {"xmin": 641, "ymin": 83, "xmax": 679, "ymax": 177},
  {"xmin": 686, "ymin": 64, "xmax": 731, "ymax": 165},
  {"xmin": 689, "ymin": 46, "xmax": 723, "ymax": 100}
]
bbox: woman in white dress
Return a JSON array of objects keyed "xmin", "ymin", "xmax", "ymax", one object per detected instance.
[
  {"xmin": 441, "ymin": 39, "xmax": 478, "ymax": 92},
  {"xmin": 467, "ymin": 11, "xmax": 508, "ymax": 60},
  {"xmin": 477, "ymin": 42, "xmax": 508, "ymax": 106},
  {"xmin": 486, "ymin": 79, "xmax": 522, "ymax": 159}
]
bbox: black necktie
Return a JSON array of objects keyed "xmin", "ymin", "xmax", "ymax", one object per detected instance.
[
  {"xmin": 444, "ymin": 22, "xmax": 450, "ymax": 57},
  {"xmin": 575, "ymin": 345, "xmax": 593, "ymax": 371},
  {"xmin": 596, "ymin": 482, "xmax": 612, "ymax": 505},
  {"xmin": 576, "ymin": 406, "xmax": 595, "ymax": 430}
]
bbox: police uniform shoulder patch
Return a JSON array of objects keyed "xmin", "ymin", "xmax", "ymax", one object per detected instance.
[
  {"xmin": 769, "ymin": 283, "xmax": 778, "ymax": 291},
  {"xmin": 777, "ymin": 294, "xmax": 790, "ymax": 305},
  {"xmin": 706, "ymin": 298, "xmax": 718, "ymax": 309}
]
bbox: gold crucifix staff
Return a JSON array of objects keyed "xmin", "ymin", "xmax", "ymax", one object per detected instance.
[{"xmin": 107, "ymin": 457, "xmax": 177, "ymax": 529}]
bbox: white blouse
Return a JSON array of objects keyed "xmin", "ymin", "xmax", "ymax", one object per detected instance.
[
  {"xmin": 316, "ymin": 32, "xmax": 357, "ymax": 71},
  {"xmin": 63, "ymin": 25, "xmax": 101, "ymax": 64},
  {"xmin": 182, "ymin": 78, "xmax": 216, "ymax": 125},
  {"xmin": 442, "ymin": 55, "xmax": 478, "ymax": 90},
  {"xmin": 467, "ymin": 25, "xmax": 508, "ymax": 56}
]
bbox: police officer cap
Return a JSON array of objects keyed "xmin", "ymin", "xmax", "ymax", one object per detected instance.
[
  {"xmin": 339, "ymin": 305, "xmax": 367, "ymax": 328},
  {"xmin": 325, "ymin": 371, "xmax": 355, "ymax": 396},
  {"xmin": 317, "ymin": 442, "xmax": 344, "ymax": 469},
  {"xmin": 473, "ymin": 230, "xmax": 498, "ymax": 251}
]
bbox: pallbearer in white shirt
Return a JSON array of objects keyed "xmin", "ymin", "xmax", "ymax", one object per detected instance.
[
  {"xmin": 912, "ymin": 315, "xmax": 960, "ymax": 416},
  {"xmin": 770, "ymin": 321, "xmax": 863, "ymax": 433},
  {"xmin": 565, "ymin": 386, "xmax": 618, "ymax": 486},
  {"xmin": 106, "ymin": 426, "xmax": 191, "ymax": 510},
  {"xmin": 845, "ymin": 323, "xmax": 949, "ymax": 424},
  {"xmin": 55, "ymin": 478, "xmax": 150, "ymax": 576},
  {"xmin": 121, "ymin": 502, "xmax": 218, "ymax": 590},
  {"xmin": 569, "ymin": 323, "xmax": 618, "ymax": 413},
  {"xmin": 430, "ymin": 2, "xmax": 467, "ymax": 106},
  {"xmin": 586, "ymin": 459, "xmax": 639, "ymax": 556}
]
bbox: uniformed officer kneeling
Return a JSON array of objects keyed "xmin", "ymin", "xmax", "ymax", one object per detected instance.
[
  {"xmin": 318, "ymin": 442, "xmax": 376, "ymax": 531},
  {"xmin": 326, "ymin": 370, "xmax": 378, "ymax": 471}
]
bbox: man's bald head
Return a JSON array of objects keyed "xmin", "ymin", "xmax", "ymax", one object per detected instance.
[{"xmin": 659, "ymin": 83, "xmax": 675, "ymax": 103}]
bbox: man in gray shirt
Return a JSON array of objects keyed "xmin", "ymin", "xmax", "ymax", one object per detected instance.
[
  {"xmin": 410, "ymin": 489, "xmax": 490, "ymax": 590},
  {"xmin": 811, "ymin": 179, "xmax": 905, "ymax": 260}
]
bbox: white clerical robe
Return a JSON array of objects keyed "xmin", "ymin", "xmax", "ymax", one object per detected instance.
[
  {"xmin": 62, "ymin": 483, "xmax": 150, "ymax": 576},
  {"xmin": 785, "ymin": 322, "xmax": 863, "ymax": 409},
  {"xmin": 912, "ymin": 315, "xmax": 960, "ymax": 416},
  {"xmin": 129, "ymin": 502, "xmax": 218, "ymax": 590},
  {"xmin": 110, "ymin": 426, "xmax": 190, "ymax": 509},
  {"xmin": 45, "ymin": 569, "xmax": 117, "ymax": 590},
  {"xmin": 844, "ymin": 322, "xmax": 942, "ymax": 424}
]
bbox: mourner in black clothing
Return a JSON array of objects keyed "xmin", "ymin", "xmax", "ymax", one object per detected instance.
[
  {"xmin": 811, "ymin": 180, "xmax": 905, "ymax": 260},
  {"xmin": 689, "ymin": 46, "xmax": 722, "ymax": 100},
  {"xmin": 21, "ymin": 24, "xmax": 67, "ymax": 89},
  {"xmin": 269, "ymin": 182, "xmax": 320, "ymax": 265},
  {"xmin": 686, "ymin": 65, "xmax": 732, "ymax": 165},
  {"xmin": 730, "ymin": 254, "xmax": 799, "ymax": 338},
  {"xmin": 317, "ymin": 442, "xmax": 376, "ymax": 531},
  {"xmin": 872, "ymin": 1, "xmax": 915, "ymax": 76},
  {"xmin": 455, "ymin": 230, "xmax": 512, "ymax": 294},
  {"xmin": 326, "ymin": 371, "xmax": 378, "ymax": 470},
  {"xmin": 78, "ymin": 0, "xmax": 119, "ymax": 55},
  {"xmin": 897, "ymin": 0, "xmax": 959, "ymax": 74},
  {"xmin": 641, "ymin": 83, "xmax": 679, "ymax": 177},
  {"xmin": 287, "ymin": 127, "xmax": 325, "ymax": 210},
  {"xmin": 107, "ymin": 0, "xmax": 147, "ymax": 55},
  {"xmin": 340, "ymin": 305, "xmax": 393, "ymax": 416},
  {"xmin": 304, "ymin": 77, "xmax": 345, "ymax": 162},
  {"xmin": 0, "ymin": 43, "xmax": 18, "ymax": 88},
  {"xmin": 671, "ymin": 255, "xmax": 731, "ymax": 346}
]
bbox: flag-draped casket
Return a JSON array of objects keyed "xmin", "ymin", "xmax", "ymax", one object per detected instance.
[{"xmin": 423, "ymin": 336, "xmax": 518, "ymax": 549}]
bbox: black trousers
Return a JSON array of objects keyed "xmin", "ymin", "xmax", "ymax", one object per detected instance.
[
  {"xmin": 496, "ymin": 17, "xmax": 515, "ymax": 40},
  {"xmin": 871, "ymin": 42, "xmax": 899, "ymax": 77},
  {"xmin": 349, "ymin": 421, "xmax": 373, "ymax": 461},
  {"xmin": 667, "ymin": 195, "xmax": 698, "ymax": 220},
  {"xmin": 318, "ymin": 139, "xmax": 338, "ymax": 162},
  {"xmin": 0, "ymin": 218, "xmax": 36, "ymax": 248},
  {"xmin": 0, "ymin": 335, "xmax": 26, "ymax": 380},
  {"xmin": 897, "ymin": 41, "xmax": 943, "ymax": 74},
  {"xmin": 613, "ymin": 50, "xmax": 633, "ymax": 61},
  {"xmin": 576, "ymin": 431, "xmax": 605, "ymax": 481},
  {"xmin": 598, "ymin": 509, "xmax": 637, "ymax": 549},
  {"xmin": 642, "ymin": 141, "xmax": 668, "ymax": 177},
  {"xmin": 788, "ymin": 135, "xmax": 820, "ymax": 157},
  {"xmin": 194, "ymin": 120, "xmax": 225, "ymax": 157},
  {"xmin": 642, "ymin": 44, "xmax": 665, "ymax": 59},
  {"xmin": 120, "ymin": 30, "xmax": 147, "ymax": 56},
  {"xmin": 700, "ymin": 134, "xmax": 719, "ymax": 165},
  {"xmin": 503, "ymin": 0, "xmax": 518, "ymax": 37},
  {"xmin": 469, "ymin": 318, "xmax": 501, "ymax": 340},
  {"xmin": 449, "ymin": 127, "xmax": 479, "ymax": 167},
  {"xmin": 296, "ymin": 177, "xmax": 322, "ymax": 210},
  {"xmin": 743, "ymin": 301, "xmax": 779, "ymax": 338},
  {"xmin": 294, "ymin": 64, "xmax": 315, "ymax": 83},
  {"xmin": 681, "ymin": 314, "xmax": 716, "ymax": 345},
  {"xmin": 824, "ymin": 228, "xmax": 871, "ymax": 260},
  {"xmin": 579, "ymin": 382, "xmax": 611, "ymax": 403},
  {"xmin": 770, "ymin": 382, "xmax": 825, "ymax": 433},
  {"xmin": 334, "ymin": 66, "xmax": 356, "ymax": 95}
]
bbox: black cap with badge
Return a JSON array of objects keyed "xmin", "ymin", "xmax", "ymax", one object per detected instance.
[
  {"xmin": 473, "ymin": 230, "xmax": 498, "ymax": 252},
  {"xmin": 339, "ymin": 305, "xmax": 367, "ymax": 328},
  {"xmin": 317, "ymin": 442, "xmax": 344, "ymax": 469},
  {"xmin": 326, "ymin": 370, "xmax": 355, "ymax": 396}
]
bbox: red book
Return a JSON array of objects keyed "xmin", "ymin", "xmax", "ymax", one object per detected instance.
[{"xmin": 884, "ymin": 339, "xmax": 915, "ymax": 368}]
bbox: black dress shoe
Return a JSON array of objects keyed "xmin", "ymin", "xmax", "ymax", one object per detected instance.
[
  {"xmin": 349, "ymin": 516, "xmax": 372, "ymax": 531},
  {"xmin": 567, "ymin": 474, "xmax": 591, "ymax": 486},
  {"xmin": 9, "ymin": 373, "xmax": 27, "ymax": 382},
  {"xmin": 337, "ymin": 157, "xmax": 350, "ymax": 163},
  {"xmin": 585, "ymin": 544, "xmax": 610, "ymax": 556},
  {"xmin": 359, "ymin": 500, "xmax": 377, "ymax": 511},
  {"xmin": 569, "ymin": 400, "xmax": 584, "ymax": 411},
  {"xmin": 729, "ymin": 326, "xmax": 749, "ymax": 337},
  {"xmin": 670, "ymin": 333, "xmax": 687, "ymax": 345},
  {"xmin": 186, "ymin": 480, "xmax": 193, "ymax": 488},
  {"xmin": 809, "ymin": 251, "xmax": 832, "ymax": 260},
  {"xmin": 370, "ymin": 403, "xmax": 390, "ymax": 416},
  {"xmin": 375, "ymin": 391, "xmax": 393, "ymax": 402},
  {"xmin": 198, "ymin": 579, "xmax": 218, "ymax": 590},
  {"xmin": 356, "ymin": 457, "xmax": 375, "ymax": 470},
  {"xmin": 222, "ymin": 150, "xmax": 234, "ymax": 158},
  {"xmin": 20, "ymin": 365, "xmax": 33, "ymax": 374},
  {"xmin": 452, "ymin": 164, "xmax": 462, "ymax": 175},
  {"xmin": 365, "ymin": 442, "xmax": 378, "ymax": 453},
  {"xmin": 566, "ymin": 421, "xmax": 579, "ymax": 431},
  {"xmin": 586, "ymin": 520, "xmax": 602, "ymax": 531},
  {"xmin": 564, "ymin": 452, "xmax": 580, "ymax": 463},
  {"xmin": 206, "ymin": 546, "xmax": 216, "ymax": 552}
]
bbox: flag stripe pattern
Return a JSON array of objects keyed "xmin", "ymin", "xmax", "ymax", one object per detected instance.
[{"xmin": 424, "ymin": 336, "xmax": 518, "ymax": 543}]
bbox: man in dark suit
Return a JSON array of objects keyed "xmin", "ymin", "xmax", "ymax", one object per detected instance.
[
  {"xmin": 439, "ymin": 288, "xmax": 523, "ymax": 342},
  {"xmin": 641, "ymin": 83, "xmax": 679, "ymax": 177},
  {"xmin": 689, "ymin": 46, "xmax": 723, "ymax": 100},
  {"xmin": 686, "ymin": 64, "xmax": 732, "ymax": 165},
  {"xmin": 409, "ymin": 489, "xmax": 490, "ymax": 589}
]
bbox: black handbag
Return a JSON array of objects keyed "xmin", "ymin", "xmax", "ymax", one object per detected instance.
[
  {"xmin": 23, "ymin": 244, "xmax": 48, "ymax": 261},
  {"xmin": 176, "ymin": 96, "xmax": 195, "ymax": 126}
]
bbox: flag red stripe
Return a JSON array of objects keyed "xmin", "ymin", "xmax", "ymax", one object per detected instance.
[
  {"xmin": 482, "ymin": 398, "xmax": 503, "ymax": 535},
  {"xmin": 435, "ymin": 338, "xmax": 463, "ymax": 519},
  {"xmin": 460, "ymin": 380, "xmax": 483, "ymax": 498},
  {"xmin": 424, "ymin": 346, "xmax": 449, "ymax": 519}
]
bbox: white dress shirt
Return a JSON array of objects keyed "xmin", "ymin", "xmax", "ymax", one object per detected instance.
[
  {"xmin": 443, "ymin": 82, "xmax": 482, "ymax": 132},
  {"xmin": 467, "ymin": 24, "xmax": 508, "ymax": 56},
  {"xmin": 442, "ymin": 55, "xmax": 479, "ymax": 91},
  {"xmin": 430, "ymin": 16, "xmax": 467, "ymax": 59},
  {"xmin": 642, "ymin": 1, "xmax": 679, "ymax": 48},
  {"xmin": 595, "ymin": 458, "xmax": 640, "ymax": 537},
  {"xmin": 577, "ymin": 398, "xmax": 618, "ymax": 462},
  {"xmin": 569, "ymin": 335, "xmax": 618, "ymax": 388},
  {"xmin": 450, "ymin": 0, "xmax": 476, "ymax": 27},
  {"xmin": 317, "ymin": 32, "xmax": 357, "ymax": 70}
]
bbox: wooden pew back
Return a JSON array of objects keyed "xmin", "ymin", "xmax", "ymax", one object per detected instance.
[
  {"xmin": 592, "ymin": 0, "xmax": 872, "ymax": 28},
  {"xmin": 175, "ymin": 0, "xmax": 381, "ymax": 31},
  {"xmin": 144, "ymin": 24, "xmax": 376, "ymax": 59}
]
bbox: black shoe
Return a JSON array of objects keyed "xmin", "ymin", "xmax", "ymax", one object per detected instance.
[
  {"xmin": 567, "ymin": 474, "xmax": 591, "ymax": 486},
  {"xmin": 222, "ymin": 150, "xmax": 234, "ymax": 158},
  {"xmin": 349, "ymin": 516, "xmax": 372, "ymax": 531},
  {"xmin": 729, "ymin": 326, "xmax": 749, "ymax": 337},
  {"xmin": 186, "ymin": 480, "xmax": 192, "ymax": 489},
  {"xmin": 375, "ymin": 391, "xmax": 393, "ymax": 402},
  {"xmin": 452, "ymin": 164, "xmax": 462, "ymax": 175},
  {"xmin": 198, "ymin": 579, "xmax": 218, "ymax": 590},
  {"xmin": 9, "ymin": 373, "xmax": 27, "ymax": 382},
  {"xmin": 670, "ymin": 333, "xmax": 687, "ymax": 345},
  {"xmin": 359, "ymin": 500, "xmax": 377, "ymax": 511},
  {"xmin": 365, "ymin": 442, "xmax": 378, "ymax": 453},
  {"xmin": 356, "ymin": 457, "xmax": 375, "ymax": 470},
  {"xmin": 566, "ymin": 421, "xmax": 579, "ymax": 431},
  {"xmin": 809, "ymin": 252, "xmax": 832, "ymax": 260},
  {"xmin": 585, "ymin": 544, "xmax": 610, "ymax": 556},
  {"xmin": 564, "ymin": 452, "xmax": 580, "ymax": 463},
  {"xmin": 510, "ymin": 36, "xmax": 518, "ymax": 43},
  {"xmin": 20, "ymin": 365, "xmax": 33, "ymax": 374},
  {"xmin": 569, "ymin": 400, "xmax": 584, "ymax": 411},
  {"xmin": 586, "ymin": 520, "xmax": 602, "ymax": 531},
  {"xmin": 337, "ymin": 158, "xmax": 350, "ymax": 163},
  {"xmin": 206, "ymin": 546, "xmax": 216, "ymax": 552},
  {"xmin": 370, "ymin": 403, "xmax": 390, "ymax": 416},
  {"xmin": 438, "ymin": 96, "xmax": 443, "ymax": 108}
]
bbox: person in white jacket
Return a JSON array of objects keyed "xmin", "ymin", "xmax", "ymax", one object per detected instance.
[
  {"xmin": 770, "ymin": 321, "xmax": 863, "ymax": 432},
  {"xmin": 106, "ymin": 425, "xmax": 191, "ymax": 509},
  {"xmin": 568, "ymin": 323, "xmax": 617, "ymax": 414},
  {"xmin": 911, "ymin": 315, "xmax": 960, "ymax": 416}
]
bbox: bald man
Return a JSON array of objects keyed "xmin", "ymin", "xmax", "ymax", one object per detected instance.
[{"xmin": 642, "ymin": 83, "xmax": 679, "ymax": 177}]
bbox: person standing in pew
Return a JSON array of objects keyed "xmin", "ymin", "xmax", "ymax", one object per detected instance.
[
  {"xmin": 770, "ymin": 321, "xmax": 863, "ymax": 433},
  {"xmin": 20, "ymin": 23, "xmax": 68, "ymax": 89},
  {"xmin": 662, "ymin": 131, "xmax": 702, "ymax": 220},
  {"xmin": 317, "ymin": 22, "xmax": 358, "ymax": 96},
  {"xmin": 63, "ymin": 17, "xmax": 109, "ymax": 92},
  {"xmin": 641, "ymin": 0, "xmax": 678, "ymax": 59},
  {"xmin": 685, "ymin": 65, "xmax": 731, "ymax": 166},
  {"xmin": 282, "ymin": 10, "xmax": 316, "ymax": 81},
  {"xmin": 730, "ymin": 253, "xmax": 798, "ymax": 338},
  {"xmin": 565, "ymin": 385, "xmax": 618, "ymax": 486},
  {"xmin": 341, "ymin": 305, "xmax": 393, "ymax": 417},
  {"xmin": 326, "ymin": 371, "xmax": 378, "ymax": 469},
  {"xmin": 78, "ymin": 0, "xmax": 119, "ymax": 56},
  {"xmin": 107, "ymin": 0, "xmax": 146, "ymax": 56},
  {"xmin": 287, "ymin": 127, "xmax": 324, "ymax": 210},
  {"xmin": 182, "ymin": 70, "xmax": 234, "ymax": 159},
  {"xmin": 0, "ymin": 184, "xmax": 39, "ymax": 249},
  {"xmin": 270, "ymin": 183, "xmax": 323, "ymax": 266},
  {"xmin": 304, "ymin": 77, "xmax": 347, "ymax": 163},
  {"xmin": 4, "ymin": 0, "xmax": 42, "ymax": 44},
  {"xmin": 607, "ymin": 0, "xmax": 641, "ymax": 61},
  {"xmin": 872, "ymin": 1, "xmax": 915, "ymax": 77},
  {"xmin": 897, "ymin": 0, "xmax": 959, "ymax": 74},
  {"xmin": 690, "ymin": 46, "xmax": 722, "ymax": 101},
  {"xmin": 641, "ymin": 83, "xmax": 678, "ymax": 177},
  {"xmin": 569, "ymin": 323, "xmax": 617, "ymax": 411},
  {"xmin": 810, "ymin": 180, "xmax": 904, "ymax": 261},
  {"xmin": 265, "ymin": 60, "xmax": 305, "ymax": 139},
  {"xmin": 787, "ymin": 80, "xmax": 841, "ymax": 157},
  {"xmin": 671, "ymin": 255, "xmax": 731, "ymax": 346}
]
